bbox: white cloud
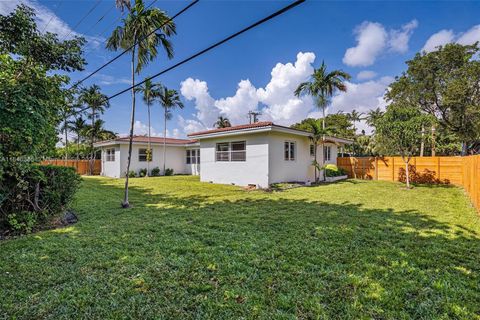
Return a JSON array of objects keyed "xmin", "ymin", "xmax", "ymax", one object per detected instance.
[
  {"xmin": 422, "ymin": 25, "xmax": 480, "ymax": 53},
  {"xmin": 422, "ymin": 30, "xmax": 455, "ymax": 52},
  {"xmin": 180, "ymin": 78, "xmax": 218, "ymax": 128},
  {"xmin": 343, "ymin": 20, "xmax": 418, "ymax": 67},
  {"xmin": 178, "ymin": 116, "xmax": 206, "ymax": 135},
  {"xmin": 215, "ymin": 80, "xmax": 258, "ymax": 124},
  {"xmin": 389, "ymin": 19, "xmax": 418, "ymax": 53},
  {"xmin": 356, "ymin": 70, "xmax": 377, "ymax": 80},
  {"xmin": 130, "ymin": 121, "xmax": 181, "ymax": 138},
  {"xmin": 343, "ymin": 22, "xmax": 388, "ymax": 67},
  {"xmin": 93, "ymin": 73, "xmax": 130, "ymax": 86}
]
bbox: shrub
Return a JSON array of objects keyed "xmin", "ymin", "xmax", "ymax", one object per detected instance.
[
  {"xmin": 151, "ymin": 167, "xmax": 160, "ymax": 176},
  {"xmin": 138, "ymin": 168, "xmax": 147, "ymax": 177},
  {"xmin": 164, "ymin": 168, "xmax": 174, "ymax": 176},
  {"xmin": 323, "ymin": 164, "xmax": 347, "ymax": 177},
  {"xmin": 127, "ymin": 170, "xmax": 136, "ymax": 178},
  {"xmin": 0, "ymin": 165, "xmax": 81, "ymax": 235}
]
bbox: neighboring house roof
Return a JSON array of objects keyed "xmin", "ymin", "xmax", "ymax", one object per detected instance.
[
  {"xmin": 188, "ymin": 122, "xmax": 353, "ymax": 145},
  {"xmin": 93, "ymin": 136, "xmax": 198, "ymax": 148}
]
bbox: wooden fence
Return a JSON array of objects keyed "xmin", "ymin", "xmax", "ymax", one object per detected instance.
[
  {"xmin": 41, "ymin": 159, "xmax": 101, "ymax": 175},
  {"xmin": 337, "ymin": 156, "xmax": 480, "ymax": 212}
]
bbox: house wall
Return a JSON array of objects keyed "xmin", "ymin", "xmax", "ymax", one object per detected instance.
[
  {"xmin": 199, "ymin": 133, "xmax": 269, "ymax": 188},
  {"xmin": 185, "ymin": 146, "xmax": 201, "ymax": 176}
]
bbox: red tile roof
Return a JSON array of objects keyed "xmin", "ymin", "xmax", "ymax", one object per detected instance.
[
  {"xmin": 111, "ymin": 136, "xmax": 197, "ymax": 145},
  {"xmin": 188, "ymin": 121, "xmax": 274, "ymax": 137}
]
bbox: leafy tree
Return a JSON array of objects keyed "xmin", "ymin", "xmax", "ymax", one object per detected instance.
[
  {"xmin": 294, "ymin": 61, "xmax": 350, "ymax": 130},
  {"xmin": 214, "ymin": 116, "xmax": 232, "ymax": 128},
  {"xmin": 78, "ymin": 85, "xmax": 110, "ymax": 174},
  {"xmin": 387, "ymin": 43, "xmax": 480, "ymax": 155},
  {"xmin": 348, "ymin": 109, "xmax": 364, "ymax": 133},
  {"xmin": 375, "ymin": 103, "xmax": 433, "ymax": 188},
  {"xmin": 366, "ymin": 108, "xmax": 383, "ymax": 128},
  {"xmin": 158, "ymin": 86, "xmax": 184, "ymax": 174},
  {"xmin": 107, "ymin": 0, "xmax": 176, "ymax": 208},
  {"xmin": 135, "ymin": 78, "xmax": 161, "ymax": 175},
  {"xmin": 292, "ymin": 114, "xmax": 354, "ymax": 139}
]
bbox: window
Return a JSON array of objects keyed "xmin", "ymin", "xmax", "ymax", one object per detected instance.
[
  {"xmin": 216, "ymin": 143, "xmax": 230, "ymax": 161},
  {"xmin": 310, "ymin": 144, "xmax": 315, "ymax": 157},
  {"xmin": 138, "ymin": 148, "xmax": 151, "ymax": 162},
  {"xmin": 186, "ymin": 149, "xmax": 200, "ymax": 164},
  {"xmin": 106, "ymin": 148, "xmax": 115, "ymax": 162},
  {"xmin": 324, "ymin": 146, "xmax": 331, "ymax": 162},
  {"xmin": 231, "ymin": 141, "xmax": 246, "ymax": 161},
  {"xmin": 215, "ymin": 142, "xmax": 246, "ymax": 162},
  {"xmin": 284, "ymin": 141, "xmax": 295, "ymax": 161}
]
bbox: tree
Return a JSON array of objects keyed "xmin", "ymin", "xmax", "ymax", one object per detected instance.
[
  {"xmin": 69, "ymin": 116, "xmax": 87, "ymax": 161},
  {"xmin": 302, "ymin": 119, "xmax": 325, "ymax": 182},
  {"xmin": 78, "ymin": 85, "xmax": 110, "ymax": 174},
  {"xmin": 158, "ymin": 86, "xmax": 184, "ymax": 175},
  {"xmin": 387, "ymin": 43, "xmax": 480, "ymax": 155},
  {"xmin": 107, "ymin": 0, "xmax": 176, "ymax": 208},
  {"xmin": 295, "ymin": 61, "xmax": 350, "ymax": 130},
  {"xmin": 375, "ymin": 103, "xmax": 432, "ymax": 188},
  {"xmin": 135, "ymin": 78, "xmax": 161, "ymax": 176},
  {"xmin": 214, "ymin": 116, "xmax": 231, "ymax": 128},
  {"xmin": 348, "ymin": 109, "xmax": 364, "ymax": 133},
  {"xmin": 59, "ymin": 104, "xmax": 74, "ymax": 161},
  {"xmin": 366, "ymin": 108, "xmax": 383, "ymax": 128}
]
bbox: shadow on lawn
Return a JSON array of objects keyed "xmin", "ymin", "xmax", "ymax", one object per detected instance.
[{"xmin": 2, "ymin": 178, "xmax": 480, "ymax": 319}]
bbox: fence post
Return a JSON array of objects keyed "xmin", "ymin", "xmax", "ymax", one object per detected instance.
[
  {"xmin": 391, "ymin": 157, "xmax": 395, "ymax": 182},
  {"xmin": 375, "ymin": 157, "xmax": 378, "ymax": 180}
]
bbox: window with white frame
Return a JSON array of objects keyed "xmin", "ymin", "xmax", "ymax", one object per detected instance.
[
  {"xmin": 310, "ymin": 144, "xmax": 315, "ymax": 157},
  {"xmin": 138, "ymin": 148, "xmax": 151, "ymax": 162},
  {"xmin": 215, "ymin": 141, "xmax": 246, "ymax": 162},
  {"xmin": 186, "ymin": 149, "xmax": 200, "ymax": 164},
  {"xmin": 284, "ymin": 141, "xmax": 295, "ymax": 161},
  {"xmin": 106, "ymin": 148, "xmax": 115, "ymax": 162},
  {"xmin": 323, "ymin": 145, "xmax": 331, "ymax": 162}
]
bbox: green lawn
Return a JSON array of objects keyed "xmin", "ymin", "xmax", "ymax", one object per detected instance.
[{"xmin": 1, "ymin": 176, "xmax": 480, "ymax": 319}]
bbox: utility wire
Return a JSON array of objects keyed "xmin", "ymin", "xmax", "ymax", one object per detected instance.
[
  {"xmin": 41, "ymin": 0, "xmax": 63, "ymax": 33},
  {"xmin": 70, "ymin": 0, "xmax": 199, "ymax": 90},
  {"xmin": 73, "ymin": 0, "xmax": 305, "ymax": 115},
  {"xmin": 83, "ymin": 3, "xmax": 116, "ymax": 36},
  {"xmin": 62, "ymin": 0, "xmax": 102, "ymax": 40}
]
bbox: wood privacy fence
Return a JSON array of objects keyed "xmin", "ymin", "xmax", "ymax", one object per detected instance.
[
  {"xmin": 41, "ymin": 159, "xmax": 101, "ymax": 175},
  {"xmin": 337, "ymin": 156, "xmax": 480, "ymax": 212}
]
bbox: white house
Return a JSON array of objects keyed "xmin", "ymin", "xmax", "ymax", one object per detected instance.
[
  {"xmin": 94, "ymin": 136, "xmax": 200, "ymax": 178},
  {"xmin": 95, "ymin": 122, "xmax": 352, "ymax": 187}
]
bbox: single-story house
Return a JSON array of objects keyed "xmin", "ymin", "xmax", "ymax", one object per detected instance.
[{"xmin": 95, "ymin": 122, "xmax": 352, "ymax": 187}]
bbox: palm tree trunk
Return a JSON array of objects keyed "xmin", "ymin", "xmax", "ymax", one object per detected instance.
[
  {"xmin": 431, "ymin": 125, "xmax": 436, "ymax": 157},
  {"xmin": 64, "ymin": 119, "xmax": 68, "ymax": 161},
  {"xmin": 89, "ymin": 109, "xmax": 95, "ymax": 175},
  {"xmin": 322, "ymin": 107, "xmax": 326, "ymax": 130},
  {"xmin": 123, "ymin": 46, "xmax": 136, "ymax": 208},
  {"xmin": 314, "ymin": 141, "xmax": 318, "ymax": 182},
  {"xmin": 163, "ymin": 107, "xmax": 167, "ymax": 175},
  {"xmin": 420, "ymin": 124, "xmax": 425, "ymax": 157},
  {"xmin": 147, "ymin": 103, "xmax": 151, "ymax": 177},
  {"xmin": 405, "ymin": 158, "xmax": 410, "ymax": 189}
]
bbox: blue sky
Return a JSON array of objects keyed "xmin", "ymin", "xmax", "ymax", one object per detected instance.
[{"xmin": 2, "ymin": 0, "xmax": 480, "ymax": 138}]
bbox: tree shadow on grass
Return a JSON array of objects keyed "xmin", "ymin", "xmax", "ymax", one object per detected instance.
[{"xmin": 1, "ymin": 178, "xmax": 480, "ymax": 319}]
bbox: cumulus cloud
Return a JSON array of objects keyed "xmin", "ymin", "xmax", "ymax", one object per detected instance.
[
  {"xmin": 343, "ymin": 20, "xmax": 418, "ymax": 67},
  {"xmin": 180, "ymin": 78, "xmax": 218, "ymax": 128},
  {"xmin": 131, "ymin": 121, "xmax": 181, "ymax": 138},
  {"xmin": 356, "ymin": 70, "xmax": 377, "ymax": 80},
  {"xmin": 215, "ymin": 80, "xmax": 258, "ymax": 124},
  {"xmin": 422, "ymin": 25, "xmax": 480, "ymax": 53}
]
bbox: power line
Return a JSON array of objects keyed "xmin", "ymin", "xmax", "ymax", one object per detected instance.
[
  {"xmin": 106, "ymin": 0, "xmax": 305, "ymax": 102},
  {"xmin": 41, "ymin": 0, "xmax": 63, "ymax": 33},
  {"xmin": 83, "ymin": 3, "xmax": 116, "ymax": 36},
  {"xmin": 62, "ymin": 0, "xmax": 102, "ymax": 40},
  {"xmin": 73, "ymin": 0, "xmax": 305, "ymax": 115},
  {"xmin": 70, "ymin": 0, "xmax": 199, "ymax": 90}
]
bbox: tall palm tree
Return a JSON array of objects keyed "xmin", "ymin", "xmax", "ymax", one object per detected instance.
[
  {"xmin": 107, "ymin": 0, "xmax": 175, "ymax": 208},
  {"xmin": 214, "ymin": 116, "xmax": 231, "ymax": 128},
  {"xmin": 78, "ymin": 85, "xmax": 110, "ymax": 175},
  {"xmin": 59, "ymin": 105, "xmax": 73, "ymax": 161},
  {"xmin": 135, "ymin": 78, "xmax": 161, "ymax": 176},
  {"xmin": 348, "ymin": 109, "xmax": 364, "ymax": 133},
  {"xmin": 295, "ymin": 61, "xmax": 351, "ymax": 130},
  {"xmin": 158, "ymin": 86, "xmax": 184, "ymax": 175},
  {"xmin": 303, "ymin": 118, "xmax": 326, "ymax": 182},
  {"xmin": 69, "ymin": 116, "xmax": 87, "ymax": 161},
  {"xmin": 366, "ymin": 107, "xmax": 383, "ymax": 128}
]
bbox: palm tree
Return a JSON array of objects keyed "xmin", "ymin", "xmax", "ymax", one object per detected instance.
[
  {"xmin": 158, "ymin": 86, "xmax": 184, "ymax": 175},
  {"xmin": 295, "ymin": 61, "xmax": 350, "ymax": 130},
  {"xmin": 135, "ymin": 78, "xmax": 161, "ymax": 176},
  {"xmin": 214, "ymin": 116, "xmax": 231, "ymax": 128},
  {"xmin": 107, "ymin": 0, "xmax": 175, "ymax": 208},
  {"xmin": 366, "ymin": 107, "xmax": 383, "ymax": 128},
  {"xmin": 69, "ymin": 116, "xmax": 87, "ymax": 161},
  {"xmin": 348, "ymin": 109, "xmax": 364, "ymax": 133},
  {"xmin": 303, "ymin": 118, "xmax": 326, "ymax": 182},
  {"xmin": 59, "ymin": 105, "xmax": 74, "ymax": 161},
  {"xmin": 78, "ymin": 85, "xmax": 110, "ymax": 175}
]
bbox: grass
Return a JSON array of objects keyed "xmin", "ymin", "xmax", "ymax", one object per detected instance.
[{"xmin": 1, "ymin": 176, "xmax": 480, "ymax": 319}]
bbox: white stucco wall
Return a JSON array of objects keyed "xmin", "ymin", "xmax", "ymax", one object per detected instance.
[{"xmin": 199, "ymin": 133, "xmax": 269, "ymax": 188}]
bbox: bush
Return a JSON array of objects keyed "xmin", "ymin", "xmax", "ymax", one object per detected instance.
[
  {"xmin": 164, "ymin": 168, "xmax": 174, "ymax": 176},
  {"xmin": 127, "ymin": 170, "xmax": 136, "ymax": 178},
  {"xmin": 151, "ymin": 167, "xmax": 160, "ymax": 176},
  {"xmin": 138, "ymin": 168, "xmax": 147, "ymax": 177},
  {"xmin": 0, "ymin": 165, "xmax": 81, "ymax": 235},
  {"xmin": 323, "ymin": 164, "xmax": 347, "ymax": 177}
]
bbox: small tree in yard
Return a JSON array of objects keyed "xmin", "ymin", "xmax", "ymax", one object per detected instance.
[{"xmin": 375, "ymin": 103, "xmax": 432, "ymax": 188}]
